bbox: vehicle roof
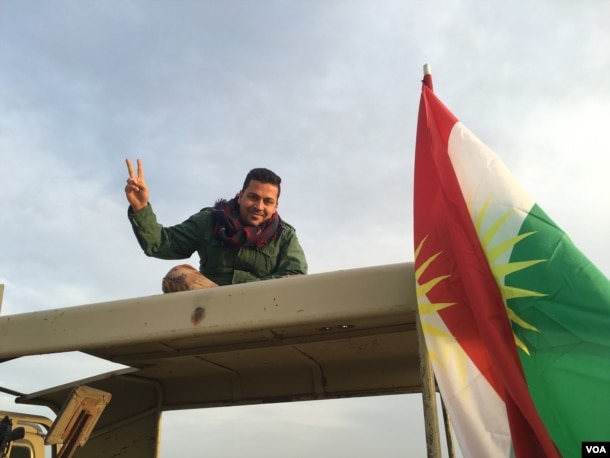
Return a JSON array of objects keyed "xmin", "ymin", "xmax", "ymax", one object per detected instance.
[{"xmin": 1, "ymin": 263, "xmax": 419, "ymax": 457}]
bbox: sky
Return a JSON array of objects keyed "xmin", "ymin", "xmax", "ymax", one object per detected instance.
[{"xmin": 0, "ymin": 0, "xmax": 609, "ymax": 456}]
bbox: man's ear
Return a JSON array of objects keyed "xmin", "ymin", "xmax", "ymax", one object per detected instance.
[{"xmin": 237, "ymin": 190, "xmax": 243, "ymax": 204}]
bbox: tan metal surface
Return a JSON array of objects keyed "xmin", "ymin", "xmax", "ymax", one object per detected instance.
[
  {"xmin": 4, "ymin": 263, "xmax": 419, "ymax": 457},
  {"xmin": 0, "ymin": 410, "xmax": 52, "ymax": 457},
  {"xmin": 45, "ymin": 385, "xmax": 112, "ymax": 458},
  {"xmin": 0, "ymin": 263, "xmax": 415, "ymax": 361}
]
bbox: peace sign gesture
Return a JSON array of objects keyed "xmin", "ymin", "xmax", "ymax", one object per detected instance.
[{"xmin": 125, "ymin": 158, "xmax": 149, "ymax": 213}]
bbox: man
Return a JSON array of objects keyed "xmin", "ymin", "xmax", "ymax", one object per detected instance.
[{"xmin": 125, "ymin": 159, "xmax": 307, "ymax": 292}]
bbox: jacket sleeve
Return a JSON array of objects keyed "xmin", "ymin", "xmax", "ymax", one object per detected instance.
[
  {"xmin": 127, "ymin": 203, "xmax": 206, "ymax": 260},
  {"xmin": 259, "ymin": 225, "xmax": 308, "ymax": 280}
]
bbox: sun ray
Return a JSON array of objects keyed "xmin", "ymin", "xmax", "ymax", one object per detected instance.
[
  {"xmin": 500, "ymin": 285, "xmax": 546, "ymax": 301},
  {"xmin": 415, "ymin": 251, "xmax": 442, "ymax": 279},
  {"xmin": 492, "ymin": 260, "xmax": 546, "ymax": 279},
  {"xmin": 481, "ymin": 209, "xmax": 514, "ymax": 250},
  {"xmin": 419, "ymin": 302, "xmax": 456, "ymax": 314},
  {"xmin": 417, "ymin": 274, "xmax": 451, "ymax": 298},
  {"xmin": 414, "ymin": 234, "xmax": 428, "ymax": 259},
  {"xmin": 415, "ymin": 237, "xmax": 463, "ymax": 375},
  {"xmin": 471, "ymin": 196, "xmax": 547, "ymax": 355},
  {"xmin": 421, "ymin": 322, "xmax": 453, "ymax": 339},
  {"xmin": 487, "ymin": 232, "xmax": 537, "ymax": 265},
  {"xmin": 514, "ymin": 334, "xmax": 532, "ymax": 356},
  {"xmin": 506, "ymin": 307, "xmax": 539, "ymax": 332},
  {"xmin": 415, "ymin": 236, "xmax": 486, "ymax": 388},
  {"xmin": 474, "ymin": 197, "xmax": 491, "ymax": 234}
]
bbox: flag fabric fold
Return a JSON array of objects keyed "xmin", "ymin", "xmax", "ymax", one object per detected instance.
[{"xmin": 413, "ymin": 74, "xmax": 610, "ymax": 457}]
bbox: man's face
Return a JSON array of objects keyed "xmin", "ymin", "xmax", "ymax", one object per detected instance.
[{"xmin": 237, "ymin": 180, "xmax": 279, "ymax": 226}]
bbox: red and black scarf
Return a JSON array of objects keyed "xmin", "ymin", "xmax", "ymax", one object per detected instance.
[{"xmin": 212, "ymin": 196, "xmax": 282, "ymax": 248}]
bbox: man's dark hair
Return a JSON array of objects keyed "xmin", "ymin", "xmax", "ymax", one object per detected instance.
[{"xmin": 242, "ymin": 168, "xmax": 282, "ymax": 198}]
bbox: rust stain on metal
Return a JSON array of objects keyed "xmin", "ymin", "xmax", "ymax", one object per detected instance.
[{"xmin": 191, "ymin": 306, "xmax": 205, "ymax": 325}]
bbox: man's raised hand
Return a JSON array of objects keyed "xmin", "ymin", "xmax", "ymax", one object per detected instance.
[{"xmin": 125, "ymin": 158, "xmax": 149, "ymax": 213}]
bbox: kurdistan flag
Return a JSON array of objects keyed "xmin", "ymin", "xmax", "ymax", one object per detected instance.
[{"xmin": 413, "ymin": 70, "xmax": 610, "ymax": 458}]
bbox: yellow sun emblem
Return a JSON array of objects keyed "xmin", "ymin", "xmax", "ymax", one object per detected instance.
[{"xmin": 416, "ymin": 198, "xmax": 547, "ymax": 356}]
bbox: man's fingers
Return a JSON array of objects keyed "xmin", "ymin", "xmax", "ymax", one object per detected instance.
[
  {"xmin": 125, "ymin": 183, "xmax": 140, "ymax": 192},
  {"xmin": 126, "ymin": 158, "xmax": 144, "ymax": 179},
  {"xmin": 126, "ymin": 158, "xmax": 135, "ymax": 178},
  {"xmin": 137, "ymin": 158, "xmax": 144, "ymax": 179}
]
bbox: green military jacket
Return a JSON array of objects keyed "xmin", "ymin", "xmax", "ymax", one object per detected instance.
[{"xmin": 128, "ymin": 204, "xmax": 307, "ymax": 286}]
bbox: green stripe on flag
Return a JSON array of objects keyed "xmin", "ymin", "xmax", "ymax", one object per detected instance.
[{"xmin": 506, "ymin": 204, "xmax": 610, "ymax": 457}]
